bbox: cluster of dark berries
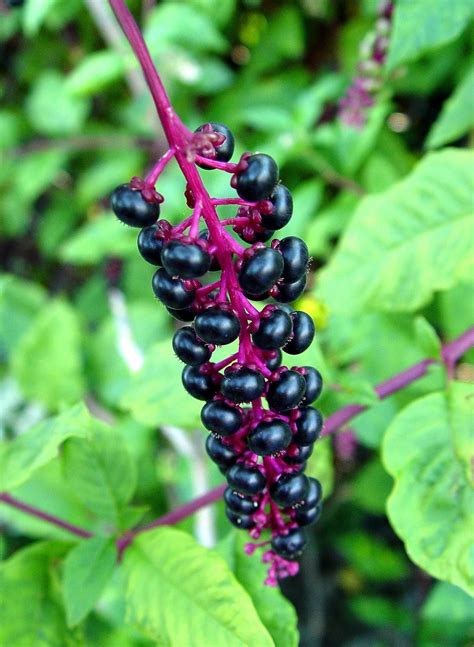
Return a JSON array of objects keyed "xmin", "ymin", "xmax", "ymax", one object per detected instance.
[{"xmin": 111, "ymin": 122, "xmax": 324, "ymax": 584}]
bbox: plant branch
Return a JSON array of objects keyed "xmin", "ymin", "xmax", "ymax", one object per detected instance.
[{"xmin": 1, "ymin": 328, "xmax": 473, "ymax": 549}]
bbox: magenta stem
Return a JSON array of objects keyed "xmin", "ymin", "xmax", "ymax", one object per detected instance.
[
  {"xmin": 0, "ymin": 493, "xmax": 93, "ymax": 539},
  {"xmin": 212, "ymin": 198, "xmax": 256, "ymax": 207},
  {"xmin": 194, "ymin": 155, "xmax": 237, "ymax": 172},
  {"xmin": 145, "ymin": 147, "xmax": 175, "ymax": 185}
]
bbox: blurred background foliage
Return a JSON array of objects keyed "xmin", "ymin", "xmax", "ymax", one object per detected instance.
[{"xmin": 0, "ymin": 1, "xmax": 473, "ymax": 646}]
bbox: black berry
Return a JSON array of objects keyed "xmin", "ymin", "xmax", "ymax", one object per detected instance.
[
  {"xmin": 199, "ymin": 230, "xmax": 220, "ymax": 270},
  {"xmin": 261, "ymin": 184, "xmax": 293, "ymax": 230},
  {"xmin": 224, "ymin": 488, "xmax": 258, "ymax": 515},
  {"xmin": 195, "ymin": 122, "xmax": 235, "ymax": 166},
  {"xmin": 279, "ymin": 237, "xmax": 309, "ymax": 282},
  {"xmin": 226, "ymin": 464, "xmax": 266, "ymax": 496},
  {"xmin": 282, "ymin": 443, "xmax": 314, "ymax": 465},
  {"xmin": 294, "ymin": 504, "xmax": 322, "ymax": 527},
  {"xmin": 194, "ymin": 306, "xmax": 240, "ymax": 345},
  {"xmin": 284, "ymin": 311, "xmax": 315, "ymax": 354},
  {"xmin": 137, "ymin": 225, "xmax": 164, "ymax": 265},
  {"xmin": 301, "ymin": 367, "xmax": 323, "ymax": 404},
  {"xmin": 267, "ymin": 369, "xmax": 306, "ymax": 411},
  {"xmin": 182, "ymin": 365, "xmax": 218, "ymax": 401},
  {"xmin": 238, "ymin": 248, "xmax": 283, "ymax": 296},
  {"xmin": 166, "ymin": 304, "xmax": 197, "ymax": 322},
  {"xmin": 252, "ymin": 307, "xmax": 293, "ymax": 350},
  {"xmin": 162, "ymin": 240, "xmax": 211, "ymax": 279},
  {"xmin": 247, "ymin": 419, "xmax": 292, "ymax": 456},
  {"xmin": 294, "ymin": 407, "xmax": 323, "ymax": 446},
  {"xmin": 111, "ymin": 184, "xmax": 160, "ymax": 228},
  {"xmin": 152, "ymin": 268, "xmax": 196, "ymax": 309},
  {"xmin": 271, "ymin": 528, "xmax": 307, "ymax": 558},
  {"xmin": 236, "ymin": 154, "xmax": 279, "ymax": 202},
  {"xmin": 276, "ymin": 275, "xmax": 307, "ymax": 303},
  {"xmin": 265, "ymin": 350, "xmax": 282, "ymax": 371},
  {"xmin": 205, "ymin": 434, "xmax": 240, "ymax": 468},
  {"xmin": 201, "ymin": 400, "xmax": 243, "ymax": 436},
  {"xmin": 299, "ymin": 477, "xmax": 323, "ymax": 510},
  {"xmin": 172, "ymin": 326, "xmax": 211, "ymax": 366},
  {"xmin": 225, "ymin": 508, "xmax": 255, "ymax": 529},
  {"xmin": 221, "ymin": 367, "xmax": 265, "ymax": 403},
  {"xmin": 270, "ymin": 472, "xmax": 310, "ymax": 507}
]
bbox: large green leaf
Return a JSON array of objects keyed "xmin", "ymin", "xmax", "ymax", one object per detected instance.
[
  {"xmin": 120, "ymin": 340, "xmax": 202, "ymax": 429},
  {"xmin": 62, "ymin": 422, "xmax": 137, "ymax": 527},
  {"xmin": 387, "ymin": 0, "xmax": 473, "ymax": 70},
  {"xmin": 11, "ymin": 299, "xmax": 85, "ymax": 410},
  {"xmin": 217, "ymin": 532, "xmax": 298, "ymax": 647},
  {"xmin": 0, "ymin": 274, "xmax": 47, "ymax": 356},
  {"xmin": 123, "ymin": 527, "xmax": 274, "ymax": 647},
  {"xmin": 66, "ymin": 51, "xmax": 125, "ymax": 96},
  {"xmin": 419, "ymin": 581, "xmax": 474, "ymax": 645},
  {"xmin": 0, "ymin": 542, "xmax": 82, "ymax": 647},
  {"xmin": 0, "ymin": 403, "xmax": 91, "ymax": 491},
  {"xmin": 335, "ymin": 531, "xmax": 410, "ymax": 582},
  {"xmin": 317, "ymin": 149, "xmax": 474, "ymax": 313},
  {"xmin": 382, "ymin": 382, "xmax": 474, "ymax": 595},
  {"xmin": 426, "ymin": 67, "xmax": 474, "ymax": 149},
  {"xmin": 62, "ymin": 536, "xmax": 117, "ymax": 626}
]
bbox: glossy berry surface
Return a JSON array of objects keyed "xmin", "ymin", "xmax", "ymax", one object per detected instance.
[
  {"xmin": 247, "ymin": 420, "xmax": 292, "ymax": 456},
  {"xmin": 261, "ymin": 184, "xmax": 293, "ymax": 230},
  {"xmin": 271, "ymin": 528, "xmax": 307, "ymax": 559},
  {"xmin": 166, "ymin": 304, "xmax": 196, "ymax": 322},
  {"xmin": 172, "ymin": 326, "xmax": 211, "ymax": 366},
  {"xmin": 265, "ymin": 350, "xmax": 282, "ymax": 371},
  {"xmin": 182, "ymin": 365, "xmax": 218, "ymax": 401},
  {"xmin": 270, "ymin": 472, "xmax": 310, "ymax": 507},
  {"xmin": 221, "ymin": 367, "xmax": 265, "ymax": 403},
  {"xmin": 152, "ymin": 268, "xmax": 195, "ymax": 309},
  {"xmin": 162, "ymin": 240, "xmax": 211, "ymax": 279},
  {"xmin": 267, "ymin": 369, "xmax": 306, "ymax": 411},
  {"xmin": 236, "ymin": 154, "xmax": 279, "ymax": 202},
  {"xmin": 300, "ymin": 477, "xmax": 323, "ymax": 510},
  {"xmin": 293, "ymin": 407, "xmax": 323, "ymax": 446},
  {"xmin": 277, "ymin": 275, "xmax": 307, "ymax": 303},
  {"xmin": 279, "ymin": 236, "xmax": 309, "ymax": 282},
  {"xmin": 284, "ymin": 311, "xmax": 315, "ymax": 354},
  {"xmin": 111, "ymin": 184, "xmax": 160, "ymax": 228},
  {"xmin": 224, "ymin": 487, "xmax": 258, "ymax": 514},
  {"xmin": 301, "ymin": 367, "xmax": 323, "ymax": 404},
  {"xmin": 194, "ymin": 307, "xmax": 240, "ymax": 345},
  {"xmin": 294, "ymin": 504, "xmax": 322, "ymax": 527},
  {"xmin": 195, "ymin": 122, "xmax": 235, "ymax": 164},
  {"xmin": 252, "ymin": 307, "xmax": 293, "ymax": 350},
  {"xmin": 226, "ymin": 464, "xmax": 267, "ymax": 495},
  {"xmin": 238, "ymin": 247, "xmax": 284, "ymax": 296},
  {"xmin": 205, "ymin": 434, "xmax": 240, "ymax": 468},
  {"xmin": 283, "ymin": 443, "xmax": 314, "ymax": 465},
  {"xmin": 225, "ymin": 508, "xmax": 255, "ymax": 529},
  {"xmin": 137, "ymin": 225, "xmax": 164, "ymax": 265},
  {"xmin": 201, "ymin": 400, "xmax": 243, "ymax": 436}
]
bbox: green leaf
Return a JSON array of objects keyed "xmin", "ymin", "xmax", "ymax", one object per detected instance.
[
  {"xmin": 414, "ymin": 316, "xmax": 442, "ymax": 360},
  {"xmin": 0, "ymin": 274, "xmax": 47, "ymax": 357},
  {"xmin": 59, "ymin": 214, "xmax": 136, "ymax": 265},
  {"xmin": 426, "ymin": 67, "xmax": 474, "ymax": 149},
  {"xmin": 387, "ymin": 0, "xmax": 474, "ymax": 70},
  {"xmin": 0, "ymin": 541, "xmax": 82, "ymax": 647},
  {"xmin": 349, "ymin": 594, "xmax": 414, "ymax": 631},
  {"xmin": 283, "ymin": 178, "xmax": 324, "ymax": 240},
  {"xmin": 306, "ymin": 436, "xmax": 334, "ymax": 499},
  {"xmin": 11, "ymin": 299, "xmax": 85, "ymax": 410},
  {"xmin": 352, "ymin": 458, "xmax": 393, "ymax": 514},
  {"xmin": 317, "ymin": 149, "xmax": 474, "ymax": 313},
  {"xmin": 26, "ymin": 70, "xmax": 89, "ymax": 136},
  {"xmin": 62, "ymin": 422, "xmax": 137, "ymax": 526},
  {"xmin": 66, "ymin": 51, "xmax": 125, "ymax": 96},
  {"xmin": 305, "ymin": 192, "xmax": 358, "ymax": 259},
  {"xmin": 335, "ymin": 531, "xmax": 410, "ymax": 582},
  {"xmin": 63, "ymin": 536, "xmax": 116, "ymax": 626},
  {"xmin": 420, "ymin": 581, "xmax": 474, "ymax": 645},
  {"xmin": 382, "ymin": 382, "xmax": 474, "ymax": 595},
  {"xmin": 120, "ymin": 340, "xmax": 202, "ymax": 429},
  {"xmin": 123, "ymin": 527, "xmax": 274, "ymax": 647},
  {"xmin": 217, "ymin": 532, "xmax": 298, "ymax": 647},
  {"xmin": 0, "ymin": 403, "xmax": 91, "ymax": 491},
  {"xmin": 22, "ymin": 0, "xmax": 59, "ymax": 35}
]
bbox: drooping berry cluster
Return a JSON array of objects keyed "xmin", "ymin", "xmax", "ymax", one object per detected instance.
[{"xmin": 111, "ymin": 122, "xmax": 324, "ymax": 585}]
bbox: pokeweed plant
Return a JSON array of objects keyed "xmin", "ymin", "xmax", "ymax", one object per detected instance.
[{"xmin": 108, "ymin": 0, "xmax": 324, "ymax": 584}]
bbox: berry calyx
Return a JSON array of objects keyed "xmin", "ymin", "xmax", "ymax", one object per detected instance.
[
  {"xmin": 111, "ymin": 184, "xmax": 160, "ymax": 227},
  {"xmin": 195, "ymin": 122, "xmax": 235, "ymax": 165}
]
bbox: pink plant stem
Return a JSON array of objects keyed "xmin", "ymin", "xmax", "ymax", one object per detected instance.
[
  {"xmin": 0, "ymin": 493, "xmax": 93, "ymax": 539},
  {"xmin": 212, "ymin": 198, "xmax": 256, "ymax": 207},
  {"xmin": 194, "ymin": 155, "xmax": 237, "ymax": 172},
  {"xmin": 145, "ymin": 147, "xmax": 175, "ymax": 185},
  {"xmin": 1, "ymin": 328, "xmax": 473, "ymax": 549}
]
